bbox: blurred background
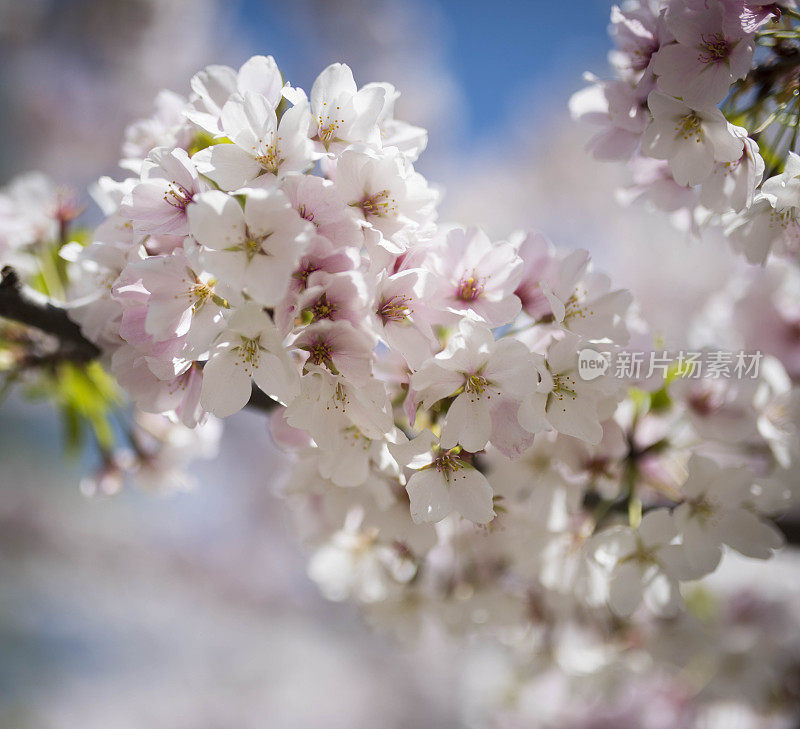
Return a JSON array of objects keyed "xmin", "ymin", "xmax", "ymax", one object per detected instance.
[{"xmin": 0, "ymin": 1, "xmax": 798, "ymax": 727}]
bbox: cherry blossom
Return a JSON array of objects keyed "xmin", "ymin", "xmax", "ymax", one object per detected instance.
[
  {"xmin": 655, "ymin": 0, "xmax": 754, "ymax": 106},
  {"xmin": 518, "ymin": 334, "xmax": 613, "ymax": 445},
  {"xmin": 295, "ymin": 270, "xmax": 368, "ymax": 329},
  {"xmin": 308, "ymin": 523, "xmax": 400, "ymax": 604},
  {"xmin": 411, "ymin": 317, "xmax": 536, "ymax": 453},
  {"xmin": 569, "ymin": 77, "xmax": 649, "ymax": 161},
  {"xmin": 698, "ymin": 126, "xmax": 764, "ymax": 212},
  {"xmin": 390, "ymin": 429, "xmax": 495, "ymax": 524},
  {"xmin": 121, "ymin": 90, "xmax": 193, "ymax": 173},
  {"xmin": 367, "ymin": 81, "xmax": 428, "ymax": 162},
  {"xmin": 727, "ymin": 153, "xmax": 800, "ymax": 264},
  {"xmin": 193, "ymin": 92, "xmax": 315, "ymax": 190},
  {"xmin": 112, "ymin": 344, "xmax": 206, "ymax": 428},
  {"xmin": 334, "ymin": 147, "xmax": 438, "ymax": 243},
  {"xmin": 65, "ymin": 240, "xmax": 142, "ymax": 348},
  {"xmin": 371, "ymin": 268, "xmax": 437, "ymax": 369},
  {"xmin": 642, "ymin": 92, "xmax": 744, "ymax": 187},
  {"xmin": 592, "ymin": 509, "xmax": 691, "ymax": 617},
  {"xmin": 185, "ymin": 55, "xmax": 284, "ymax": 135},
  {"xmin": 201, "ymin": 303, "xmax": 298, "ymax": 417},
  {"xmin": 4, "ymin": 52, "xmax": 797, "ymax": 685},
  {"xmin": 608, "ymin": 2, "xmax": 666, "ymax": 85},
  {"xmin": 187, "ymin": 187, "xmax": 313, "ymax": 306},
  {"xmin": 284, "ymin": 365, "xmax": 393, "ymax": 448},
  {"xmin": 0, "ymin": 172, "xmax": 62, "ymax": 257},
  {"xmin": 573, "ymin": 0, "xmax": 800, "ymax": 267},
  {"xmin": 123, "ymin": 147, "xmax": 210, "ymax": 240},
  {"xmin": 428, "ymin": 226, "xmax": 523, "ymax": 327},
  {"xmin": 673, "ymin": 455, "xmax": 784, "ymax": 575},
  {"xmin": 292, "ymin": 319, "xmax": 375, "ymax": 385},
  {"xmin": 280, "ymin": 172, "xmax": 364, "ymax": 249},
  {"xmin": 543, "ymin": 249, "xmax": 633, "ymax": 344},
  {"xmin": 306, "ymin": 63, "xmax": 385, "ymax": 155},
  {"xmin": 118, "ymin": 245, "xmax": 235, "ymax": 353}
]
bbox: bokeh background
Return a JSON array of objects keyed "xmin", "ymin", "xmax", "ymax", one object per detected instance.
[{"xmin": 1, "ymin": 1, "xmax": 798, "ymax": 727}]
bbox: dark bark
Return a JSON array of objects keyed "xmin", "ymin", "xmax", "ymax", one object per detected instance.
[
  {"xmin": 0, "ymin": 265, "xmax": 99, "ymax": 361},
  {"xmin": 0, "ymin": 265, "xmax": 276, "ymax": 413}
]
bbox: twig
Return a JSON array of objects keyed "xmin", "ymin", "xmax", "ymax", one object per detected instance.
[
  {"xmin": 0, "ymin": 265, "xmax": 276, "ymax": 413},
  {"xmin": 0, "ymin": 265, "xmax": 99, "ymax": 361}
]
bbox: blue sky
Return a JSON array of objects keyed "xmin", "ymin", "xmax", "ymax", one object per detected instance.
[
  {"xmin": 235, "ymin": 0, "xmax": 613, "ymax": 140},
  {"xmin": 438, "ymin": 0, "xmax": 612, "ymax": 134}
]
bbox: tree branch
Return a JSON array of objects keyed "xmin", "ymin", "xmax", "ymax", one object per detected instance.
[
  {"xmin": 244, "ymin": 385, "xmax": 279, "ymax": 413},
  {"xmin": 0, "ymin": 265, "xmax": 276, "ymax": 413},
  {"xmin": 0, "ymin": 265, "xmax": 100, "ymax": 361}
]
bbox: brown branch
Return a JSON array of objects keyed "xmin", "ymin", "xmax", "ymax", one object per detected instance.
[
  {"xmin": 244, "ymin": 385, "xmax": 279, "ymax": 413},
  {"xmin": 776, "ymin": 513, "xmax": 800, "ymax": 546},
  {"xmin": 0, "ymin": 265, "xmax": 99, "ymax": 362},
  {"xmin": 0, "ymin": 265, "xmax": 276, "ymax": 413}
]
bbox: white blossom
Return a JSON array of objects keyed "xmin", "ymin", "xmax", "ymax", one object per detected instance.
[
  {"xmin": 727, "ymin": 152, "xmax": 800, "ymax": 264},
  {"xmin": 185, "ymin": 55, "xmax": 285, "ymax": 135},
  {"xmin": 306, "ymin": 62, "xmax": 385, "ymax": 155},
  {"xmin": 673, "ymin": 455, "xmax": 784, "ymax": 575},
  {"xmin": 518, "ymin": 334, "xmax": 613, "ymax": 445},
  {"xmin": 193, "ymin": 92, "xmax": 315, "ymax": 190},
  {"xmin": 334, "ymin": 147, "xmax": 438, "ymax": 243},
  {"xmin": 428, "ymin": 226, "xmax": 523, "ymax": 327},
  {"xmin": 411, "ymin": 317, "xmax": 536, "ymax": 453},
  {"xmin": 642, "ymin": 91, "xmax": 744, "ymax": 187},
  {"xmin": 188, "ymin": 187, "xmax": 313, "ymax": 306},
  {"xmin": 593, "ymin": 509, "xmax": 692, "ymax": 617},
  {"xmin": 390, "ymin": 429, "xmax": 495, "ymax": 524},
  {"xmin": 654, "ymin": 0, "xmax": 754, "ymax": 106},
  {"xmin": 200, "ymin": 303, "xmax": 298, "ymax": 417}
]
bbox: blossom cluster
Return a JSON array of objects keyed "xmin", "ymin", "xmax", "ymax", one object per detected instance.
[
  {"xmin": 481, "ymin": 574, "xmax": 800, "ymax": 728},
  {"xmin": 0, "ymin": 54, "xmax": 797, "ymax": 649},
  {"xmin": 571, "ymin": 0, "xmax": 800, "ymax": 264}
]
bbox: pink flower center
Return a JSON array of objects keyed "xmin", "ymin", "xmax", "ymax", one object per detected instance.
[
  {"xmin": 698, "ymin": 34, "xmax": 731, "ymax": 64},
  {"xmin": 378, "ymin": 295, "xmax": 412, "ymax": 323},
  {"xmin": 294, "ymin": 263, "xmax": 319, "ymax": 291},
  {"xmin": 353, "ymin": 189, "xmax": 395, "ymax": 219},
  {"xmin": 307, "ymin": 339, "xmax": 333, "ymax": 366},
  {"xmin": 630, "ymin": 41, "xmax": 658, "ymax": 73},
  {"xmin": 456, "ymin": 273, "xmax": 484, "ymax": 302},
  {"xmin": 298, "ymin": 204, "xmax": 315, "ymax": 223},
  {"xmin": 433, "ymin": 450, "xmax": 463, "ymax": 480},
  {"xmin": 310, "ymin": 294, "xmax": 337, "ymax": 321},
  {"xmin": 164, "ymin": 181, "xmax": 193, "ymax": 212},
  {"xmin": 687, "ymin": 387, "xmax": 723, "ymax": 417}
]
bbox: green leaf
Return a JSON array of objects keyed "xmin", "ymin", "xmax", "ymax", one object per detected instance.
[
  {"xmin": 187, "ymin": 131, "xmax": 231, "ymax": 156},
  {"xmin": 649, "ymin": 385, "xmax": 672, "ymax": 413},
  {"xmin": 24, "ymin": 361, "xmax": 123, "ymax": 453}
]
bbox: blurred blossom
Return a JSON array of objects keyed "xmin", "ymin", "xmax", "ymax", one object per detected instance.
[{"xmin": 0, "ymin": 0, "xmax": 238, "ymax": 187}]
